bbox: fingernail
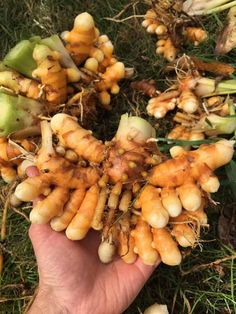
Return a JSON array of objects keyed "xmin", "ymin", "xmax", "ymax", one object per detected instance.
[{"xmin": 26, "ymin": 166, "xmax": 40, "ymax": 177}]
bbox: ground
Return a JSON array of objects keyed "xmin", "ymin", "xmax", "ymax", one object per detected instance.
[{"xmin": 0, "ymin": 0, "xmax": 235, "ymax": 313}]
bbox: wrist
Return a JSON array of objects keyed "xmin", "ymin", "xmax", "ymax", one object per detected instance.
[{"xmin": 28, "ymin": 285, "xmax": 70, "ymax": 314}]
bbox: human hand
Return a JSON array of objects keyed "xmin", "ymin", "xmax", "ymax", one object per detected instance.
[
  {"xmin": 29, "ymin": 225, "xmax": 160, "ymax": 314},
  {"xmin": 27, "ymin": 168, "xmax": 160, "ymax": 314}
]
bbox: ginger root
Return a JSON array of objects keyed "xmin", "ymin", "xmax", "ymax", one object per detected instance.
[{"xmin": 147, "ymin": 90, "xmax": 179, "ymax": 118}]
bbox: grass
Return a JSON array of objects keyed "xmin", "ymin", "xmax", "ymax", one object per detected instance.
[{"xmin": 0, "ymin": 0, "xmax": 236, "ymax": 313}]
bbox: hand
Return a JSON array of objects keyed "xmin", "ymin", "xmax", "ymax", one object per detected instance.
[{"xmin": 29, "ymin": 224, "xmax": 160, "ymax": 314}]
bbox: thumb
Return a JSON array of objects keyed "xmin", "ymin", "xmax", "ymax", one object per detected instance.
[
  {"xmin": 113, "ymin": 257, "xmax": 161, "ymax": 313},
  {"xmin": 29, "ymin": 223, "xmax": 54, "ymax": 256}
]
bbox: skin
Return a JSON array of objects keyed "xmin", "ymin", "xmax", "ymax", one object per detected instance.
[{"xmin": 28, "ymin": 167, "xmax": 160, "ymax": 314}]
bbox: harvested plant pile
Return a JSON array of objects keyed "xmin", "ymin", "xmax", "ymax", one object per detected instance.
[
  {"xmin": 142, "ymin": 0, "xmax": 207, "ymax": 61},
  {"xmin": 12, "ymin": 114, "xmax": 234, "ymax": 266},
  {"xmin": 0, "ymin": 3, "xmax": 236, "ymax": 313}
]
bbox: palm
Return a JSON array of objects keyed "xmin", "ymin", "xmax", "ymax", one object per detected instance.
[{"xmin": 29, "ymin": 224, "xmax": 158, "ymax": 314}]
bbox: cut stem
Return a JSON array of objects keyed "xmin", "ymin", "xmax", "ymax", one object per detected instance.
[
  {"xmin": 40, "ymin": 120, "xmax": 55, "ymax": 157},
  {"xmin": 195, "ymin": 78, "xmax": 236, "ymax": 97}
]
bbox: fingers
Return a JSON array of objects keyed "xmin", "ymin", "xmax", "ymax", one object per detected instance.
[
  {"xmin": 111, "ymin": 256, "xmax": 161, "ymax": 314},
  {"xmin": 26, "ymin": 165, "xmax": 40, "ymax": 177},
  {"xmin": 132, "ymin": 255, "xmax": 161, "ymax": 280},
  {"xmin": 29, "ymin": 223, "xmax": 54, "ymax": 252}
]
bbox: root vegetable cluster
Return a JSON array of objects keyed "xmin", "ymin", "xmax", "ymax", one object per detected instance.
[
  {"xmin": 0, "ymin": 8, "xmax": 235, "ymax": 275},
  {"xmin": 142, "ymin": 2, "xmax": 207, "ymax": 61},
  {"xmin": 11, "ymin": 114, "xmax": 234, "ymax": 266}
]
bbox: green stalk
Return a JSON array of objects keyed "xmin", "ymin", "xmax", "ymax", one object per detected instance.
[
  {"xmin": 0, "ymin": 92, "xmax": 43, "ymax": 136},
  {"xmin": 3, "ymin": 39, "xmax": 38, "ymax": 78},
  {"xmin": 195, "ymin": 78, "xmax": 236, "ymax": 97},
  {"xmin": 3, "ymin": 35, "xmax": 80, "ymax": 79},
  {"xmin": 156, "ymin": 137, "xmax": 216, "ymax": 145},
  {"xmin": 205, "ymin": 1, "xmax": 236, "ymax": 14},
  {"xmin": 201, "ymin": 114, "xmax": 236, "ymax": 135},
  {"xmin": 183, "ymin": 0, "xmax": 231, "ymax": 15},
  {"xmin": 229, "ymin": 103, "xmax": 236, "ymax": 115}
]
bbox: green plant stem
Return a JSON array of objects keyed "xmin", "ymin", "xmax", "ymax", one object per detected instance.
[{"xmin": 204, "ymin": 1, "xmax": 236, "ymax": 14}]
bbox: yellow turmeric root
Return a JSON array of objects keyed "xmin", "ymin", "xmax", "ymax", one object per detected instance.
[
  {"xmin": 117, "ymin": 213, "xmax": 137, "ymax": 264},
  {"xmin": 138, "ymin": 185, "xmax": 169, "ymax": 228},
  {"xmin": 142, "ymin": 9, "xmax": 178, "ymax": 62},
  {"xmin": 147, "ymin": 90, "xmax": 180, "ymax": 119},
  {"xmin": 32, "ymin": 44, "xmax": 79, "ymax": 107},
  {"xmin": 170, "ymin": 200, "xmax": 207, "ymax": 247},
  {"xmin": 0, "ymin": 70, "xmax": 41, "ymax": 100},
  {"xmin": 61, "ymin": 12, "xmax": 128, "ymax": 109},
  {"xmin": 156, "ymin": 38, "xmax": 178, "ymax": 62},
  {"xmin": 160, "ymin": 187, "xmax": 182, "ymax": 217},
  {"xmin": 118, "ymin": 231, "xmax": 137, "ymax": 264},
  {"xmin": 0, "ymin": 137, "xmax": 35, "ymax": 183},
  {"xmin": 66, "ymin": 184, "xmax": 99, "ymax": 240},
  {"xmin": 149, "ymin": 140, "xmax": 234, "ymax": 197},
  {"xmin": 142, "ymin": 6, "xmax": 207, "ymax": 61},
  {"xmin": 131, "ymin": 217, "xmax": 159, "ymax": 265},
  {"xmin": 10, "ymin": 114, "xmax": 233, "ymax": 269},
  {"xmin": 62, "ymin": 12, "xmax": 103, "ymax": 65},
  {"xmin": 95, "ymin": 62, "xmax": 125, "ymax": 108},
  {"xmin": 50, "ymin": 188, "xmax": 86, "ymax": 231},
  {"xmin": 30, "ymin": 187, "xmax": 70, "ymax": 224},
  {"xmin": 97, "ymin": 35, "xmax": 116, "ymax": 71},
  {"xmin": 15, "ymin": 121, "xmax": 100, "ymax": 202},
  {"xmin": 104, "ymin": 113, "xmax": 161, "ymax": 183},
  {"xmin": 152, "ymin": 227, "xmax": 182, "ymax": 266},
  {"xmin": 184, "ymin": 27, "xmax": 207, "ymax": 46},
  {"xmin": 50, "ymin": 113, "xmax": 105, "ymax": 163},
  {"xmin": 91, "ymin": 186, "xmax": 108, "ymax": 230},
  {"xmin": 142, "ymin": 10, "xmax": 165, "ymax": 34},
  {"xmin": 167, "ymin": 125, "xmax": 205, "ymax": 141},
  {"xmin": 177, "ymin": 89, "xmax": 200, "ymax": 113}
]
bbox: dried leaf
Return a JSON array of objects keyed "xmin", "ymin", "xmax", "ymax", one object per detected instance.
[
  {"xmin": 163, "ymin": 55, "xmax": 235, "ymax": 76},
  {"xmin": 130, "ymin": 80, "xmax": 159, "ymax": 97},
  {"xmin": 215, "ymin": 6, "xmax": 236, "ymax": 55}
]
